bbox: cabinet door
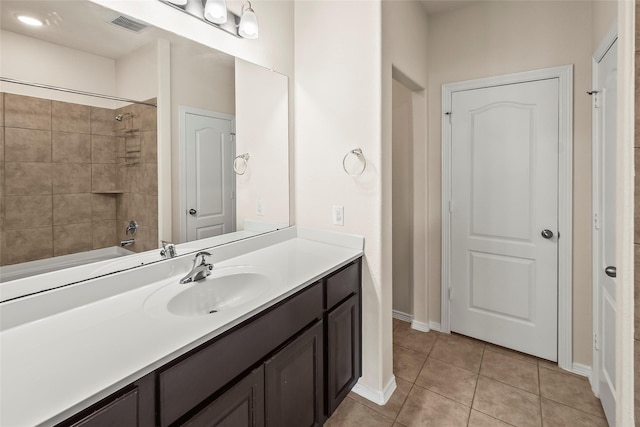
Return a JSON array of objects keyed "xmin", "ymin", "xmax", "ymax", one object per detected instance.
[
  {"xmin": 326, "ymin": 293, "xmax": 361, "ymax": 416},
  {"xmin": 184, "ymin": 366, "xmax": 265, "ymax": 427},
  {"xmin": 67, "ymin": 389, "xmax": 138, "ymax": 427},
  {"xmin": 265, "ymin": 321, "xmax": 323, "ymax": 427}
]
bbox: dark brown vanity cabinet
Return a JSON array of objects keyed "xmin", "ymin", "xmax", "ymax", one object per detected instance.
[
  {"xmin": 56, "ymin": 257, "xmax": 362, "ymax": 427},
  {"xmin": 265, "ymin": 321, "xmax": 324, "ymax": 427},
  {"xmin": 324, "ymin": 261, "xmax": 362, "ymax": 416}
]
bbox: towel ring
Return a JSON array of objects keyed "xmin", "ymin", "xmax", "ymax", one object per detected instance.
[
  {"xmin": 234, "ymin": 153, "xmax": 250, "ymax": 175},
  {"xmin": 342, "ymin": 148, "xmax": 366, "ymax": 176}
]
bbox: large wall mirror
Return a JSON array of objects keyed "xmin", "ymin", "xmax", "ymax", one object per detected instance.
[{"xmin": 0, "ymin": 0, "xmax": 290, "ymax": 293}]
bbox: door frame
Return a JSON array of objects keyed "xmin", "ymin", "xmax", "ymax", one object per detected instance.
[
  {"xmin": 178, "ymin": 105, "xmax": 236, "ymax": 242},
  {"xmin": 591, "ymin": 23, "xmax": 617, "ymax": 398},
  {"xmin": 441, "ymin": 65, "xmax": 574, "ymax": 371}
]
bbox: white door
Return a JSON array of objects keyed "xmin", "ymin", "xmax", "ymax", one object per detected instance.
[
  {"xmin": 593, "ymin": 38, "xmax": 617, "ymax": 426},
  {"xmin": 184, "ymin": 111, "xmax": 235, "ymax": 241},
  {"xmin": 449, "ymin": 79, "xmax": 559, "ymax": 361}
]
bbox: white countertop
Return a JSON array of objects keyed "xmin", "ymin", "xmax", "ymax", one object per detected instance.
[{"xmin": 0, "ymin": 227, "xmax": 363, "ymax": 426}]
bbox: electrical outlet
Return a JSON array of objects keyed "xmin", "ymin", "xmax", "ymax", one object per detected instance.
[
  {"xmin": 256, "ymin": 199, "xmax": 264, "ymax": 216},
  {"xmin": 332, "ymin": 205, "xmax": 344, "ymax": 226}
]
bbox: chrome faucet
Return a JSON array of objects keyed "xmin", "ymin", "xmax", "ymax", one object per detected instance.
[
  {"xmin": 160, "ymin": 240, "xmax": 177, "ymax": 259},
  {"xmin": 179, "ymin": 251, "xmax": 213, "ymax": 284}
]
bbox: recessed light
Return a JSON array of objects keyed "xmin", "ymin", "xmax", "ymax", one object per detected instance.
[{"xmin": 17, "ymin": 15, "xmax": 44, "ymax": 27}]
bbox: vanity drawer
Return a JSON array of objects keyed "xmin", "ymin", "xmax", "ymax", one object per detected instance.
[
  {"xmin": 325, "ymin": 261, "xmax": 361, "ymax": 310},
  {"xmin": 158, "ymin": 282, "xmax": 323, "ymax": 427}
]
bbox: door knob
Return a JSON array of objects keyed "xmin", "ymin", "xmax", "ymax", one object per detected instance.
[
  {"xmin": 541, "ymin": 229, "xmax": 554, "ymax": 239},
  {"xmin": 189, "ymin": 208, "xmax": 197, "ymax": 216},
  {"xmin": 605, "ymin": 266, "xmax": 616, "ymax": 278}
]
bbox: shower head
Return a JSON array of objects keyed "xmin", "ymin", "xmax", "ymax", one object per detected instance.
[{"xmin": 115, "ymin": 112, "xmax": 133, "ymax": 121}]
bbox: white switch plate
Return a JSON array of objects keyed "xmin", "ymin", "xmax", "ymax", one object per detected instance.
[
  {"xmin": 256, "ymin": 199, "xmax": 264, "ymax": 216},
  {"xmin": 332, "ymin": 205, "xmax": 344, "ymax": 226}
]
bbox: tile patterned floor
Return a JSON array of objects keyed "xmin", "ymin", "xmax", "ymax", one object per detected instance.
[{"xmin": 325, "ymin": 319, "xmax": 607, "ymax": 427}]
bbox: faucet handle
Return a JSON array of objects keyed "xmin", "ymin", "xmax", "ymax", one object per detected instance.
[{"xmin": 195, "ymin": 251, "xmax": 212, "ymax": 265}]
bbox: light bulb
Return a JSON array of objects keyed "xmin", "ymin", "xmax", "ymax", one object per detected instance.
[
  {"xmin": 204, "ymin": 0, "xmax": 227, "ymax": 24},
  {"xmin": 239, "ymin": 5, "xmax": 258, "ymax": 39}
]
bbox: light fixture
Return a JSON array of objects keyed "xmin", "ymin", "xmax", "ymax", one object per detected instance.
[
  {"xmin": 17, "ymin": 15, "xmax": 43, "ymax": 27},
  {"xmin": 158, "ymin": 0, "xmax": 258, "ymax": 39},
  {"xmin": 204, "ymin": 0, "xmax": 227, "ymax": 25},
  {"xmin": 238, "ymin": 1, "xmax": 259, "ymax": 39}
]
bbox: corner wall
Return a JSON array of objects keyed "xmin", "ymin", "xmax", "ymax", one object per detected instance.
[
  {"xmin": 382, "ymin": 1, "xmax": 429, "ymax": 329},
  {"xmin": 294, "ymin": 0, "xmax": 386, "ymax": 396}
]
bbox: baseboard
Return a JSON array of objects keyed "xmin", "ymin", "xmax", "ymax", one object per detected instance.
[
  {"xmin": 411, "ymin": 320, "xmax": 430, "ymax": 332},
  {"xmin": 392, "ymin": 310, "xmax": 413, "ymax": 323},
  {"xmin": 571, "ymin": 362, "xmax": 592, "ymax": 378},
  {"xmin": 351, "ymin": 376, "xmax": 397, "ymax": 406},
  {"xmin": 429, "ymin": 321, "xmax": 442, "ymax": 332}
]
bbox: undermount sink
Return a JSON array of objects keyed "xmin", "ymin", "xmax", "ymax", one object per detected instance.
[{"xmin": 144, "ymin": 266, "xmax": 276, "ymax": 317}]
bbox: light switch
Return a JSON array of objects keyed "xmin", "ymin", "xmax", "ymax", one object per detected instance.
[{"xmin": 332, "ymin": 205, "xmax": 344, "ymax": 226}]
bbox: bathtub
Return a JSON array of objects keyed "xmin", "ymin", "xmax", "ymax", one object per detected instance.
[{"xmin": 0, "ymin": 246, "xmax": 136, "ymax": 284}]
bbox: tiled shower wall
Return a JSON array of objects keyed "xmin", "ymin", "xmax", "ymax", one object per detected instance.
[
  {"xmin": 0, "ymin": 92, "xmax": 157, "ymax": 266},
  {"xmin": 114, "ymin": 101, "xmax": 158, "ymax": 253}
]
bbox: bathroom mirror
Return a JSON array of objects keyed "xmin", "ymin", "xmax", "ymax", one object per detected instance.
[{"xmin": 0, "ymin": 0, "xmax": 290, "ymax": 292}]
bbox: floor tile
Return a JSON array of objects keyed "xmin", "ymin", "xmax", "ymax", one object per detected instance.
[
  {"xmin": 537, "ymin": 359, "xmax": 569, "ymax": 374},
  {"xmin": 324, "ymin": 397, "xmax": 395, "ymax": 427},
  {"xmin": 393, "ymin": 321, "xmax": 438, "ymax": 355},
  {"xmin": 485, "ymin": 343, "xmax": 538, "ymax": 365},
  {"xmin": 467, "ymin": 410, "xmax": 513, "ymax": 426},
  {"xmin": 396, "ymin": 385, "xmax": 470, "ymax": 427},
  {"xmin": 393, "ymin": 345, "xmax": 427, "ymax": 383},
  {"xmin": 348, "ymin": 377, "xmax": 413, "ymax": 420},
  {"xmin": 539, "ymin": 366, "xmax": 605, "ymax": 419},
  {"xmin": 480, "ymin": 348, "xmax": 539, "ymax": 394},
  {"xmin": 415, "ymin": 357, "xmax": 478, "ymax": 406},
  {"xmin": 393, "ymin": 317, "xmax": 403, "ymax": 331},
  {"xmin": 541, "ymin": 398, "xmax": 608, "ymax": 427},
  {"xmin": 472, "ymin": 376, "xmax": 541, "ymax": 427},
  {"xmin": 429, "ymin": 333, "xmax": 485, "ymax": 373}
]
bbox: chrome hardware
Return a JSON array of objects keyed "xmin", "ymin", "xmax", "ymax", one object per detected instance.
[
  {"xmin": 541, "ymin": 229, "xmax": 554, "ymax": 239},
  {"xmin": 189, "ymin": 209, "xmax": 197, "ymax": 216},
  {"xmin": 179, "ymin": 251, "xmax": 214, "ymax": 284},
  {"xmin": 125, "ymin": 220, "xmax": 138, "ymax": 236},
  {"xmin": 160, "ymin": 241, "xmax": 177, "ymax": 259},
  {"xmin": 120, "ymin": 239, "xmax": 135, "ymax": 247},
  {"xmin": 233, "ymin": 153, "xmax": 250, "ymax": 175},
  {"xmin": 605, "ymin": 266, "xmax": 616, "ymax": 278}
]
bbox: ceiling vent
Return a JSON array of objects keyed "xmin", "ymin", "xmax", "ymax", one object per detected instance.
[{"xmin": 108, "ymin": 15, "xmax": 149, "ymax": 33}]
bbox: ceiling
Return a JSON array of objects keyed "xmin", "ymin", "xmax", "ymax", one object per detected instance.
[{"xmin": 0, "ymin": 0, "xmax": 221, "ymax": 60}]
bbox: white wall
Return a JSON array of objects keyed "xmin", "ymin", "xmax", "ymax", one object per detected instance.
[
  {"xmin": 426, "ymin": 1, "xmax": 594, "ymax": 366},
  {"xmin": 0, "ymin": 30, "xmax": 116, "ymax": 108},
  {"xmin": 295, "ymin": 0, "xmax": 387, "ymax": 396},
  {"xmin": 115, "ymin": 41, "xmax": 158, "ymax": 103},
  {"xmin": 235, "ymin": 59, "xmax": 289, "ymax": 229}
]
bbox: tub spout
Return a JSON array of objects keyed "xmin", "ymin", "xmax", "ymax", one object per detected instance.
[{"xmin": 120, "ymin": 239, "xmax": 135, "ymax": 247}]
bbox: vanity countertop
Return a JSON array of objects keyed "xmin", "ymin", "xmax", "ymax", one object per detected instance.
[{"xmin": 0, "ymin": 227, "xmax": 363, "ymax": 427}]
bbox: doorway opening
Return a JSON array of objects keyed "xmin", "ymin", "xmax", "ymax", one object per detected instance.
[
  {"xmin": 391, "ymin": 68, "xmax": 427, "ymax": 330},
  {"xmin": 392, "ymin": 78, "xmax": 414, "ymax": 322}
]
